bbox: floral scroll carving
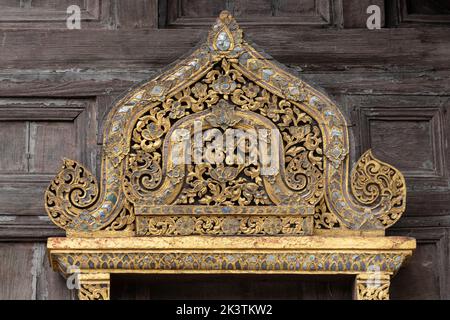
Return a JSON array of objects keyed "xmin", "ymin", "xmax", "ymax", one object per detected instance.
[
  {"xmin": 45, "ymin": 159, "xmax": 99, "ymax": 230},
  {"xmin": 44, "ymin": 11, "xmax": 407, "ymax": 235},
  {"xmin": 351, "ymin": 150, "xmax": 406, "ymax": 227},
  {"xmin": 77, "ymin": 274, "xmax": 110, "ymax": 300},
  {"xmin": 354, "ymin": 273, "xmax": 391, "ymax": 300}
]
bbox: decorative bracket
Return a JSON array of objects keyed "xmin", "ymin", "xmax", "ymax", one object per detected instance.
[{"xmin": 77, "ymin": 273, "xmax": 110, "ymax": 301}]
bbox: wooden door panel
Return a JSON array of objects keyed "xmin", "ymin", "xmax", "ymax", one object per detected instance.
[
  {"xmin": 343, "ymin": 0, "xmax": 385, "ymax": 28},
  {"xmin": 350, "ymin": 95, "xmax": 449, "ymax": 190},
  {"xmin": 369, "ymin": 119, "xmax": 436, "ymax": 173},
  {"xmin": 390, "ymin": 0, "xmax": 450, "ymax": 25},
  {"xmin": 0, "ymin": 121, "xmax": 28, "ymax": 173},
  {"xmin": 0, "ymin": 242, "xmax": 73, "ymax": 300},
  {"xmin": 177, "ymin": 0, "xmax": 273, "ymax": 17},
  {"xmin": 345, "ymin": 94, "xmax": 449, "ymax": 228},
  {"xmin": 0, "ymin": 0, "xmax": 103, "ymax": 28},
  {"xmin": 28, "ymin": 121, "xmax": 77, "ymax": 174},
  {"xmin": 389, "ymin": 228, "xmax": 449, "ymax": 299},
  {"xmin": 0, "ymin": 97, "xmax": 98, "ymax": 240},
  {"xmin": 402, "ymin": 0, "xmax": 450, "ymax": 18},
  {"xmin": 359, "ymin": 107, "xmax": 446, "ymax": 181},
  {"xmin": 165, "ymin": 0, "xmax": 337, "ymax": 26},
  {"xmin": 0, "ymin": 0, "xmax": 158, "ymax": 29}
]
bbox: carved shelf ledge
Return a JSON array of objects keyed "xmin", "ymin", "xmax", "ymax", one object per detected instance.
[{"xmin": 44, "ymin": 11, "xmax": 416, "ymax": 300}]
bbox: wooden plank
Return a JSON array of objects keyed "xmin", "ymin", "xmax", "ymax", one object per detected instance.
[
  {"xmin": 299, "ymin": 71, "xmax": 450, "ymax": 94},
  {"xmin": 231, "ymin": 0, "xmax": 273, "ymax": 17},
  {"xmin": 36, "ymin": 243, "xmax": 74, "ymax": 300},
  {"xmin": 394, "ymin": 215, "xmax": 450, "ymax": 228},
  {"xmin": 2, "ymin": 69, "xmax": 450, "ymax": 96},
  {"xmin": 0, "ymin": 225, "xmax": 65, "ymax": 241},
  {"xmin": 0, "ymin": 69, "xmax": 155, "ymax": 96},
  {"xmin": 405, "ymin": 192, "xmax": 450, "ymax": 217},
  {"xmin": 0, "ymin": 183, "xmax": 49, "ymax": 216},
  {"xmin": 276, "ymin": 0, "xmax": 318, "ymax": 16},
  {"xmin": 0, "ymin": 98, "xmax": 98, "ymax": 236},
  {"xmin": 369, "ymin": 118, "xmax": 436, "ymax": 172},
  {"xmin": 0, "ymin": 28, "xmax": 449, "ymax": 69}
]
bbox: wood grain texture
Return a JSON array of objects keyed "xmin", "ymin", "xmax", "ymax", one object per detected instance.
[
  {"xmin": 0, "ymin": 242, "xmax": 35, "ymax": 299},
  {"xmin": 343, "ymin": 0, "xmax": 385, "ymax": 28},
  {"xmin": 350, "ymin": 95, "xmax": 449, "ymax": 189},
  {"xmin": 389, "ymin": 227, "xmax": 449, "ymax": 300},
  {"xmin": 0, "ymin": 242, "xmax": 72, "ymax": 300},
  {"xmin": 0, "ymin": 2, "xmax": 449, "ymax": 300},
  {"xmin": 0, "ymin": 121, "xmax": 28, "ymax": 173},
  {"xmin": 0, "ymin": 0, "xmax": 157, "ymax": 30},
  {"xmin": 164, "ymin": 0, "xmax": 336, "ymax": 27},
  {"xmin": 398, "ymin": 0, "xmax": 450, "ymax": 24},
  {"xmin": 0, "ymin": 98, "xmax": 98, "ymax": 240},
  {"xmin": 116, "ymin": 0, "xmax": 158, "ymax": 29},
  {"xmin": 1, "ymin": 28, "xmax": 450, "ymax": 70}
]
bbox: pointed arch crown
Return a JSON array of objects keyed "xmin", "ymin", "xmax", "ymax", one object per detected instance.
[{"xmin": 44, "ymin": 11, "xmax": 406, "ymax": 236}]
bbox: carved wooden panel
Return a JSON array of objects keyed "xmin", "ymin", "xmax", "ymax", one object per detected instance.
[
  {"xmin": 0, "ymin": 0, "xmax": 157, "ymax": 29},
  {"xmin": 342, "ymin": 0, "xmax": 384, "ymax": 28},
  {"xmin": 389, "ymin": 228, "xmax": 449, "ymax": 299},
  {"xmin": 397, "ymin": 0, "xmax": 450, "ymax": 24},
  {"xmin": 0, "ymin": 121, "xmax": 27, "ymax": 173},
  {"xmin": 352, "ymin": 96, "xmax": 448, "ymax": 189},
  {"xmin": 0, "ymin": 0, "xmax": 104, "ymax": 29},
  {"xmin": 349, "ymin": 95, "xmax": 449, "ymax": 224},
  {"xmin": 162, "ymin": 0, "xmax": 340, "ymax": 27},
  {"xmin": 0, "ymin": 98, "xmax": 97, "ymax": 239}
]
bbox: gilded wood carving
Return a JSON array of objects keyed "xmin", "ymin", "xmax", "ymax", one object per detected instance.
[
  {"xmin": 45, "ymin": 12, "xmax": 406, "ymax": 235},
  {"xmin": 44, "ymin": 12, "xmax": 415, "ymax": 300}
]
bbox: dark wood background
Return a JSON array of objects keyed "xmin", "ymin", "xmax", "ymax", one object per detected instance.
[{"xmin": 0, "ymin": 0, "xmax": 449, "ymax": 300}]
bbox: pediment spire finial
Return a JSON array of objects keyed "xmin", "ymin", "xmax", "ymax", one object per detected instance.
[{"xmin": 208, "ymin": 10, "xmax": 243, "ymax": 57}]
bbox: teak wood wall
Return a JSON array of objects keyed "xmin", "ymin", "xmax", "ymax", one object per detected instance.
[{"xmin": 0, "ymin": 0, "xmax": 449, "ymax": 300}]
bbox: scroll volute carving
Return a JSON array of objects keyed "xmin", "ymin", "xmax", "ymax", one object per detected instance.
[{"xmin": 44, "ymin": 11, "xmax": 407, "ymax": 236}]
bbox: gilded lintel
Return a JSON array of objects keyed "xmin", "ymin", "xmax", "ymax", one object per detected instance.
[
  {"xmin": 354, "ymin": 273, "xmax": 391, "ymax": 300},
  {"xmin": 48, "ymin": 236, "xmax": 414, "ymax": 300},
  {"xmin": 77, "ymin": 273, "xmax": 110, "ymax": 300}
]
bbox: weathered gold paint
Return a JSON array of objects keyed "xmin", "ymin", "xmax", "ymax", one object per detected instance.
[{"xmin": 44, "ymin": 11, "xmax": 415, "ymax": 300}]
